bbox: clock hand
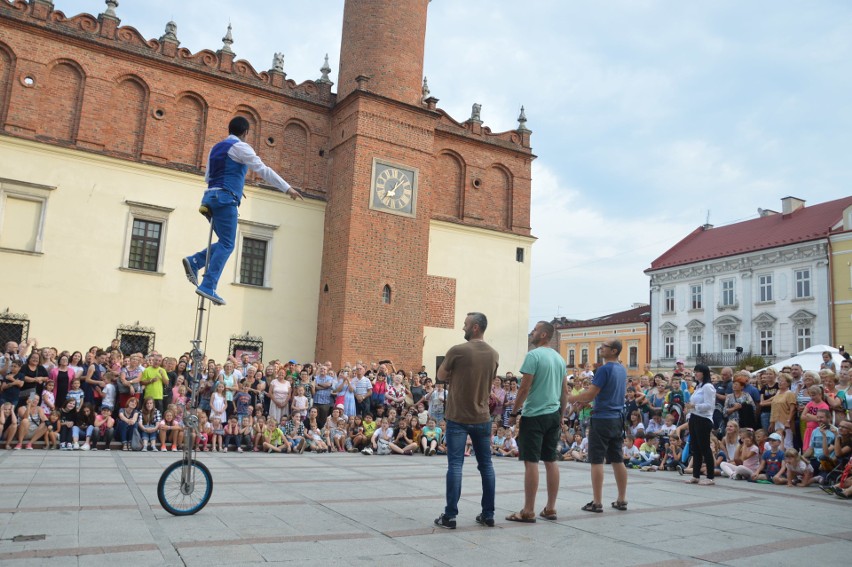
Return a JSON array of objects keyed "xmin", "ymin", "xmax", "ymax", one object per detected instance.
[{"xmin": 386, "ymin": 179, "xmax": 402, "ymax": 198}]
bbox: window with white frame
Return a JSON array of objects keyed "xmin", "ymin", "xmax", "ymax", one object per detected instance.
[
  {"xmin": 758, "ymin": 274, "xmax": 773, "ymax": 302},
  {"xmin": 568, "ymin": 349, "xmax": 575, "ymax": 367},
  {"xmin": 690, "ymin": 333, "xmax": 702, "ymax": 357},
  {"xmin": 581, "ymin": 348, "xmax": 588, "ymax": 365},
  {"xmin": 664, "ymin": 288, "xmax": 675, "ymax": 313},
  {"xmin": 795, "ymin": 269, "xmax": 811, "ymax": 298},
  {"xmin": 690, "ymin": 284, "xmax": 702, "ymax": 310},
  {"xmin": 721, "ymin": 279, "xmax": 736, "ymax": 306},
  {"xmin": 233, "ymin": 219, "xmax": 278, "ymax": 288},
  {"xmin": 721, "ymin": 332, "xmax": 737, "ymax": 350},
  {"xmin": 796, "ymin": 327, "xmax": 812, "ymax": 352},
  {"xmin": 760, "ymin": 329, "xmax": 774, "ymax": 356},
  {"xmin": 663, "ymin": 335, "xmax": 675, "ymax": 359},
  {"xmin": 628, "ymin": 346, "xmax": 638, "ymax": 368},
  {"xmin": 122, "ymin": 201, "xmax": 173, "ymax": 273},
  {"xmin": 0, "ymin": 178, "xmax": 55, "ymax": 253}
]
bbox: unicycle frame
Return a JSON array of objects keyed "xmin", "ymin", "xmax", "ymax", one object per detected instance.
[{"xmin": 168, "ymin": 216, "xmax": 215, "ymax": 506}]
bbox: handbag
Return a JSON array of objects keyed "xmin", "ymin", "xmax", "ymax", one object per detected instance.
[{"xmin": 130, "ymin": 426, "xmax": 143, "ymax": 451}]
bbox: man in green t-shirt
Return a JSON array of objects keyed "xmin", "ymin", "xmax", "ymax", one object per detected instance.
[
  {"xmin": 140, "ymin": 354, "xmax": 169, "ymax": 412},
  {"xmin": 506, "ymin": 321, "xmax": 568, "ymax": 523}
]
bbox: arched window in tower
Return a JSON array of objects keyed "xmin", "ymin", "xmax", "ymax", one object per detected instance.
[{"xmin": 382, "ymin": 285, "xmax": 392, "ymax": 304}]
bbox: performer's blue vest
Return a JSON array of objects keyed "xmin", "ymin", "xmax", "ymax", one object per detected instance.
[{"xmin": 206, "ymin": 138, "xmax": 248, "ymax": 203}]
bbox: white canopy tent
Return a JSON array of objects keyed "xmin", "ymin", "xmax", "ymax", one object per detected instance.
[{"xmin": 754, "ymin": 344, "xmax": 847, "ymax": 374}]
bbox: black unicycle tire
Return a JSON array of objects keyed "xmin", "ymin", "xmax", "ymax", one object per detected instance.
[{"xmin": 157, "ymin": 459, "xmax": 213, "ymax": 516}]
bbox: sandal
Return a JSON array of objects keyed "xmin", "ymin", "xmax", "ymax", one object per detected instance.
[
  {"xmin": 539, "ymin": 508, "xmax": 557, "ymax": 521},
  {"xmin": 581, "ymin": 501, "xmax": 602, "ymax": 513},
  {"xmin": 611, "ymin": 501, "xmax": 627, "ymax": 511},
  {"xmin": 684, "ymin": 478, "xmax": 699, "ymax": 484},
  {"xmin": 699, "ymin": 479, "xmax": 715, "ymax": 486},
  {"xmin": 505, "ymin": 511, "xmax": 536, "ymax": 523},
  {"xmin": 835, "ymin": 487, "xmax": 850, "ymax": 499},
  {"xmin": 819, "ymin": 485, "xmax": 836, "ymax": 495}
]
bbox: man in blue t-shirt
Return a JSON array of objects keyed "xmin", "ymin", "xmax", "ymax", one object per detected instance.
[
  {"xmin": 568, "ymin": 339, "xmax": 628, "ymax": 513},
  {"xmin": 183, "ymin": 117, "xmax": 302, "ymax": 306}
]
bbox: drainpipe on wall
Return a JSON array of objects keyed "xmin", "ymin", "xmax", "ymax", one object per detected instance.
[{"xmin": 827, "ymin": 235, "xmax": 836, "ymax": 346}]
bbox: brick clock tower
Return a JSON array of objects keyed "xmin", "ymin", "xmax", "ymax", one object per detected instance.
[{"xmin": 316, "ymin": 0, "xmax": 433, "ymax": 368}]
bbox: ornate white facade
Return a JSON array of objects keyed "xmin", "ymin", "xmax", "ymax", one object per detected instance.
[{"xmin": 647, "ymin": 241, "xmax": 829, "ymax": 365}]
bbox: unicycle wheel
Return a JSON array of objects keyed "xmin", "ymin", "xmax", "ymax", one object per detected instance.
[{"xmin": 157, "ymin": 459, "xmax": 213, "ymax": 516}]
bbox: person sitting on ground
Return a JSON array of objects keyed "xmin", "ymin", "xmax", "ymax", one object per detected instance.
[
  {"xmin": 755, "ymin": 432, "xmax": 785, "ymax": 482},
  {"xmin": 421, "ymin": 417, "xmax": 441, "ymax": 456},
  {"xmin": 371, "ymin": 417, "xmax": 394, "ymax": 455},
  {"xmin": 498, "ymin": 429, "xmax": 519, "ymax": 457},
  {"xmin": 262, "ymin": 418, "xmax": 286, "ymax": 453},
  {"xmin": 566, "ymin": 432, "xmax": 587, "ymax": 462},
  {"xmin": 621, "ymin": 434, "xmax": 639, "ymax": 465},
  {"xmin": 160, "ymin": 409, "xmax": 184, "ymax": 452},
  {"xmin": 720, "ymin": 429, "xmax": 760, "ymax": 480},
  {"xmin": 223, "ymin": 415, "xmax": 240, "ymax": 452},
  {"xmin": 139, "ymin": 397, "xmax": 161, "ymax": 452},
  {"xmin": 492, "ymin": 426, "xmax": 507, "ymax": 455},
  {"xmin": 196, "ymin": 411, "xmax": 211, "ymax": 452},
  {"xmin": 775, "ymin": 448, "xmax": 816, "ymax": 487},
  {"xmin": 92, "ymin": 406, "xmax": 114, "ymax": 450},
  {"xmin": 665, "ymin": 434, "xmax": 684, "ymax": 471},
  {"xmin": 283, "ymin": 413, "xmax": 306, "ymax": 454},
  {"xmin": 630, "ymin": 434, "xmax": 660, "ymax": 470}
]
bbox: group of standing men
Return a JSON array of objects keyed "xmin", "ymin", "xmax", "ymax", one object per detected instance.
[{"xmin": 433, "ymin": 313, "xmax": 628, "ymax": 529}]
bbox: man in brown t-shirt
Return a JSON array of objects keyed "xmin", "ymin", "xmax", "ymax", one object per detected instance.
[{"xmin": 434, "ymin": 312, "xmax": 499, "ymax": 529}]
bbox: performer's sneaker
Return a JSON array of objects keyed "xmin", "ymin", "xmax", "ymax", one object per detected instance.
[
  {"xmin": 182, "ymin": 257, "xmax": 199, "ymax": 286},
  {"xmin": 196, "ymin": 286, "xmax": 226, "ymax": 306}
]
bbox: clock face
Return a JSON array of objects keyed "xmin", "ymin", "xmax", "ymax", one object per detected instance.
[{"xmin": 370, "ymin": 160, "xmax": 417, "ymax": 217}]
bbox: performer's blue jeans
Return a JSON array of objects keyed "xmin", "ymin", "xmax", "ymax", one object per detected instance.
[
  {"xmin": 187, "ymin": 190, "xmax": 238, "ymax": 292},
  {"xmin": 444, "ymin": 419, "xmax": 495, "ymax": 519}
]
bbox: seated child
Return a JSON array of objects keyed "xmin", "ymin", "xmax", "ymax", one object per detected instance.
[
  {"xmin": 567, "ymin": 433, "xmax": 587, "ymax": 462},
  {"xmin": 664, "ymin": 434, "xmax": 683, "ymax": 471},
  {"xmin": 755, "ymin": 432, "xmax": 784, "ymax": 481},
  {"xmin": 223, "ymin": 416, "xmax": 240, "ymax": 452},
  {"xmin": 720, "ymin": 429, "xmax": 760, "ymax": 480},
  {"xmin": 492, "ymin": 427, "xmax": 507, "ymax": 455},
  {"xmin": 622, "ymin": 435, "xmax": 640, "ymax": 465},
  {"xmin": 262, "ymin": 419, "xmax": 287, "ymax": 453},
  {"xmin": 630, "ymin": 433, "xmax": 660, "ymax": 470},
  {"xmin": 421, "ymin": 418, "xmax": 441, "ymax": 456},
  {"xmin": 774, "ymin": 448, "xmax": 816, "ymax": 487},
  {"xmin": 252, "ymin": 415, "xmax": 266, "ymax": 452},
  {"xmin": 498, "ymin": 431, "xmax": 518, "ymax": 457}
]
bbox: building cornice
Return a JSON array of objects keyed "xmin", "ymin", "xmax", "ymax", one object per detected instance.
[{"xmin": 648, "ymin": 241, "xmax": 827, "ymax": 285}]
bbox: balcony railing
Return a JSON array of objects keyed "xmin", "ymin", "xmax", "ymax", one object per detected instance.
[{"xmin": 695, "ymin": 351, "xmax": 776, "ymax": 367}]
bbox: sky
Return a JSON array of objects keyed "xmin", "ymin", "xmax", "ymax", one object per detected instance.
[{"xmin": 58, "ymin": 1, "xmax": 852, "ymax": 328}]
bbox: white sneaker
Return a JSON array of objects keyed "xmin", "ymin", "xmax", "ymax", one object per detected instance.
[
  {"xmin": 161, "ymin": 447, "xmax": 169, "ymax": 452},
  {"xmin": 81, "ymin": 443, "xmax": 90, "ymax": 451},
  {"xmin": 72, "ymin": 442, "xmax": 80, "ymax": 450}
]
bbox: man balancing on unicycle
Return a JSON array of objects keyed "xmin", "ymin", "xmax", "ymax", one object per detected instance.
[{"xmin": 183, "ymin": 116, "xmax": 303, "ymax": 306}]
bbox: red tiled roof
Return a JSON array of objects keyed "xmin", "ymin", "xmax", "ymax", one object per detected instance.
[
  {"xmin": 646, "ymin": 196, "xmax": 852, "ymax": 271},
  {"xmin": 556, "ymin": 305, "xmax": 651, "ymax": 330}
]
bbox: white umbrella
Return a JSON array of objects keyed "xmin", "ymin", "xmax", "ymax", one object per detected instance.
[{"xmin": 754, "ymin": 344, "xmax": 846, "ymax": 374}]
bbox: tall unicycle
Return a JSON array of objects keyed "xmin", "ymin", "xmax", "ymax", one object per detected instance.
[{"xmin": 158, "ymin": 216, "xmax": 215, "ymax": 516}]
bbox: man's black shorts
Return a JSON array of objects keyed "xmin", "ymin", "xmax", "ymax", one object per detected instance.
[
  {"xmin": 517, "ymin": 410, "xmax": 561, "ymax": 463},
  {"xmin": 587, "ymin": 417, "xmax": 624, "ymax": 465}
]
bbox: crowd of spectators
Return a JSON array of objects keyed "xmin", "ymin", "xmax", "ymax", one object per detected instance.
[
  {"xmin": 559, "ymin": 354, "xmax": 852, "ymax": 499},
  {"xmin": 1, "ymin": 337, "xmax": 849, "ymax": 499}
]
